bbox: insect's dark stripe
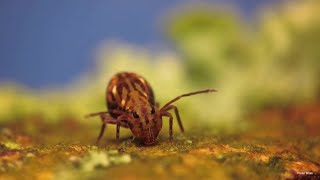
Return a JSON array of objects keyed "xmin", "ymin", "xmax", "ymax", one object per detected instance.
[
  {"xmin": 119, "ymin": 83, "xmax": 129, "ymax": 96},
  {"xmin": 110, "ymin": 83, "xmax": 121, "ymax": 104},
  {"xmin": 136, "ymin": 78, "xmax": 148, "ymax": 93},
  {"xmin": 131, "ymin": 81, "xmax": 139, "ymax": 91},
  {"xmin": 138, "ymin": 96, "xmax": 148, "ymax": 103},
  {"xmin": 106, "ymin": 84, "xmax": 113, "ymax": 102},
  {"xmin": 133, "ymin": 80, "xmax": 149, "ymax": 98},
  {"xmin": 134, "ymin": 89, "xmax": 147, "ymax": 99},
  {"xmin": 127, "ymin": 80, "xmax": 138, "ymax": 92},
  {"xmin": 123, "ymin": 92, "xmax": 130, "ymax": 110},
  {"xmin": 121, "ymin": 73, "xmax": 136, "ymax": 92},
  {"xmin": 136, "ymin": 78, "xmax": 154, "ymax": 105},
  {"xmin": 106, "ymin": 85, "xmax": 120, "ymax": 112},
  {"xmin": 107, "ymin": 92, "xmax": 115, "ymax": 102},
  {"xmin": 112, "ymin": 82, "xmax": 128, "ymax": 109},
  {"xmin": 133, "ymin": 82, "xmax": 148, "ymax": 98},
  {"xmin": 123, "ymin": 76, "xmax": 149, "ymax": 102},
  {"xmin": 106, "ymin": 75, "xmax": 126, "ymax": 118},
  {"xmin": 135, "ymin": 78, "xmax": 147, "ymax": 91},
  {"xmin": 126, "ymin": 72, "xmax": 154, "ymax": 105},
  {"xmin": 122, "ymin": 73, "xmax": 147, "ymax": 95}
]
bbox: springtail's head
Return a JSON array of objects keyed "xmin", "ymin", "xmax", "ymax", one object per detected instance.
[{"xmin": 128, "ymin": 104, "xmax": 162, "ymax": 145}]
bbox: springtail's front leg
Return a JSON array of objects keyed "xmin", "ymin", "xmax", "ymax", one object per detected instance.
[
  {"xmin": 95, "ymin": 114, "xmax": 117, "ymax": 145},
  {"xmin": 161, "ymin": 105, "xmax": 184, "ymax": 133},
  {"xmin": 160, "ymin": 112, "xmax": 174, "ymax": 141}
]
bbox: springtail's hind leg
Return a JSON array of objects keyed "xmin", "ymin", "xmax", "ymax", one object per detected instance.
[
  {"xmin": 96, "ymin": 114, "xmax": 117, "ymax": 145},
  {"xmin": 116, "ymin": 121, "xmax": 120, "ymax": 142},
  {"xmin": 85, "ymin": 111, "xmax": 118, "ymax": 145},
  {"xmin": 96, "ymin": 123, "xmax": 106, "ymax": 145},
  {"xmin": 161, "ymin": 105, "xmax": 184, "ymax": 133}
]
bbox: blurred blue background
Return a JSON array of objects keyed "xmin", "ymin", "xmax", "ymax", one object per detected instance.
[{"xmin": 0, "ymin": 0, "xmax": 280, "ymax": 89}]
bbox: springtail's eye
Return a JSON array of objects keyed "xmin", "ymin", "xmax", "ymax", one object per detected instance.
[
  {"xmin": 133, "ymin": 112, "xmax": 139, "ymax": 118},
  {"xmin": 151, "ymin": 107, "xmax": 155, "ymax": 114}
]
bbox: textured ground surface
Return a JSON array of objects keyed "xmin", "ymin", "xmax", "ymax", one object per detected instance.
[{"xmin": 1, "ymin": 105, "xmax": 320, "ymax": 180}]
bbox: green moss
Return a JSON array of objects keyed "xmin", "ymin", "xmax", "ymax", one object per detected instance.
[
  {"xmin": 80, "ymin": 151, "xmax": 111, "ymax": 171},
  {"xmin": 2, "ymin": 142, "xmax": 21, "ymax": 150}
]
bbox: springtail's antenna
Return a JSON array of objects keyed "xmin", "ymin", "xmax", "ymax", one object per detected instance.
[
  {"xmin": 84, "ymin": 111, "xmax": 109, "ymax": 119},
  {"xmin": 160, "ymin": 88, "xmax": 217, "ymax": 111},
  {"xmin": 84, "ymin": 109, "xmax": 124, "ymax": 119}
]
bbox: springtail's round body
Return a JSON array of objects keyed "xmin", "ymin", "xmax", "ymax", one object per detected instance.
[{"xmin": 86, "ymin": 72, "xmax": 216, "ymax": 145}]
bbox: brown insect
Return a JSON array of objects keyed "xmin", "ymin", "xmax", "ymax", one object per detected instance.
[{"xmin": 85, "ymin": 72, "xmax": 216, "ymax": 145}]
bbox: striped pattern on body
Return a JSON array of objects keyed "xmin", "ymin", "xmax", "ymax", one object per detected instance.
[{"xmin": 106, "ymin": 72, "xmax": 155, "ymax": 120}]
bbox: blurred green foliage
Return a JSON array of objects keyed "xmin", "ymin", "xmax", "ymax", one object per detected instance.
[{"xmin": 0, "ymin": 1, "xmax": 319, "ymax": 129}]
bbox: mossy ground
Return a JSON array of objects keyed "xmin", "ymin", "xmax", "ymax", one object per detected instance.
[{"xmin": 1, "ymin": 105, "xmax": 320, "ymax": 180}]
